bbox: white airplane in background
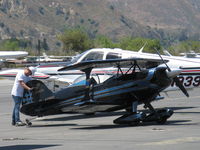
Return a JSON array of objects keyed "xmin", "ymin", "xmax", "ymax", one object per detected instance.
[
  {"xmin": 0, "ymin": 51, "xmax": 28, "ymax": 69},
  {"xmin": 63, "ymin": 48, "xmax": 200, "ymax": 92},
  {"xmin": 35, "ymin": 53, "xmax": 64, "ymax": 62},
  {"xmin": 1, "ymin": 48, "xmax": 200, "ymax": 93},
  {"xmin": 179, "ymin": 51, "xmax": 200, "ymax": 59},
  {"xmin": 74, "ymin": 47, "xmax": 200, "ymax": 68},
  {"xmin": 0, "ymin": 51, "xmax": 28, "ymax": 59},
  {"xmin": 25, "ymin": 53, "xmax": 72, "ymax": 63}
]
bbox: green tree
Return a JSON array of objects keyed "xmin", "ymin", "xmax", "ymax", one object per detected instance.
[
  {"xmin": 93, "ymin": 35, "xmax": 118, "ymax": 48},
  {"xmin": 119, "ymin": 37, "xmax": 161, "ymax": 53},
  {"xmin": 145, "ymin": 39, "xmax": 161, "ymax": 53},
  {"xmin": 58, "ymin": 28, "xmax": 92, "ymax": 54},
  {"xmin": 168, "ymin": 40, "xmax": 200, "ymax": 55},
  {"xmin": 0, "ymin": 38, "xmax": 32, "ymax": 51},
  {"xmin": 0, "ymin": 39, "xmax": 20, "ymax": 51},
  {"xmin": 58, "ymin": 28, "xmax": 162, "ymax": 54}
]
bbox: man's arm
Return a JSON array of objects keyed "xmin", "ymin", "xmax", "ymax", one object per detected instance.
[{"xmin": 19, "ymin": 80, "xmax": 32, "ymax": 91}]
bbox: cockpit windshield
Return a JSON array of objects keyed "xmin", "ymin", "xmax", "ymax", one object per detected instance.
[
  {"xmin": 106, "ymin": 52, "xmax": 121, "ymax": 59},
  {"xmin": 71, "ymin": 51, "xmax": 87, "ymax": 63},
  {"xmin": 71, "ymin": 51, "xmax": 104, "ymax": 63},
  {"xmin": 82, "ymin": 51, "xmax": 104, "ymax": 61}
]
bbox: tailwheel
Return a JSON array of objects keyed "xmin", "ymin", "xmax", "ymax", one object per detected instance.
[{"xmin": 25, "ymin": 119, "xmax": 32, "ymax": 127}]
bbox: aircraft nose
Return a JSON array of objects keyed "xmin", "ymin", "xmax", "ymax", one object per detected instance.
[{"xmin": 166, "ymin": 69, "xmax": 182, "ymax": 78}]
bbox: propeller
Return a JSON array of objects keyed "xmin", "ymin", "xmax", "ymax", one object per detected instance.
[{"xmin": 155, "ymin": 48, "xmax": 189, "ymax": 97}]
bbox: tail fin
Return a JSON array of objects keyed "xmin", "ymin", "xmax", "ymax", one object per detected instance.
[
  {"xmin": 42, "ymin": 52, "xmax": 48, "ymax": 59},
  {"xmin": 22, "ymin": 80, "xmax": 54, "ymax": 105},
  {"xmin": 138, "ymin": 42, "xmax": 147, "ymax": 53}
]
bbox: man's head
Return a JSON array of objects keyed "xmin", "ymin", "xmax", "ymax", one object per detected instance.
[{"xmin": 24, "ymin": 67, "xmax": 36, "ymax": 76}]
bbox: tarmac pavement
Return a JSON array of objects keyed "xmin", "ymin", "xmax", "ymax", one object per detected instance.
[{"xmin": 0, "ymin": 79, "xmax": 200, "ymax": 150}]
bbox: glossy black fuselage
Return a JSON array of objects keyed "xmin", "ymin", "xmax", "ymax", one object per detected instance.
[{"xmin": 21, "ymin": 68, "xmax": 171, "ymax": 116}]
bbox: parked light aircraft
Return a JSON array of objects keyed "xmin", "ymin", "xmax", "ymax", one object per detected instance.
[
  {"xmin": 39, "ymin": 48, "xmax": 200, "ymax": 91},
  {"xmin": 178, "ymin": 50, "xmax": 200, "ymax": 58},
  {"xmin": 0, "ymin": 51, "xmax": 28, "ymax": 69},
  {"xmin": 1, "ymin": 48, "xmax": 200, "ymax": 92},
  {"xmin": 0, "ymin": 51, "xmax": 28, "ymax": 59},
  {"xmin": 24, "ymin": 53, "xmax": 72, "ymax": 63},
  {"xmin": 21, "ymin": 57, "xmax": 188, "ymax": 126},
  {"xmin": 72, "ymin": 48, "xmax": 200, "ymax": 68}
]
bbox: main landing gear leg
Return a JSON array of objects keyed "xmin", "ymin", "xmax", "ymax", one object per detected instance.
[
  {"xmin": 113, "ymin": 102, "xmax": 173, "ymax": 125},
  {"xmin": 113, "ymin": 101, "xmax": 145, "ymax": 125}
]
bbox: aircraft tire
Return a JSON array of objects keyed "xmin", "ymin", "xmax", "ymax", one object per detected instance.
[{"xmin": 25, "ymin": 119, "xmax": 32, "ymax": 127}]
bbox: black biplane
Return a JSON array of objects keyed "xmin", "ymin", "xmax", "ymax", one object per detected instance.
[{"xmin": 21, "ymin": 57, "xmax": 189, "ymax": 126}]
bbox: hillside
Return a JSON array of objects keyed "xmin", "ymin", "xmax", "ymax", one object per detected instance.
[{"xmin": 0, "ymin": 0, "xmax": 200, "ymax": 50}]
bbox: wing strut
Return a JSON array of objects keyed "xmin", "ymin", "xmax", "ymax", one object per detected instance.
[
  {"xmin": 81, "ymin": 67, "xmax": 93, "ymax": 100},
  {"xmin": 125, "ymin": 60, "xmax": 142, "ymax": 74}
]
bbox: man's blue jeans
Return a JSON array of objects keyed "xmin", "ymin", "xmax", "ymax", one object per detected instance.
[{"xmin": 12, "ymin": 95, "xmax": 23, "ymax": 123}]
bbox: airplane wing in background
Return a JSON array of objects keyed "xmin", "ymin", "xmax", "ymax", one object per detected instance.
[
  {"xmin": 0, "ymin": 51, "xmax": 28, "ymax": 59},
  {"xmin": 0, "ymin": 69, "xmax": 50, "ymax": 80}
]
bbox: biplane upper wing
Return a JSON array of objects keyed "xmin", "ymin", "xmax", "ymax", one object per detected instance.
[{"xmin": 58, "ymin": 58, "xmax": 168, "ymax": 71}]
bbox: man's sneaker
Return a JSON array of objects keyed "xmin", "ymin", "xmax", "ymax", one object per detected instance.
[
  {"xmin": 11, "ymin": 122, "xmax": 16, "ymax": 126},
  {"xmin": 15, "ymin": 121, "xmax": 26, "ymax": 126}
]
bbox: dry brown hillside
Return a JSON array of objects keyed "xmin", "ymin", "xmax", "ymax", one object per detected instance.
[{"xmin": 0, "ymin": 0, "xmax": 200, "ymax": 50}]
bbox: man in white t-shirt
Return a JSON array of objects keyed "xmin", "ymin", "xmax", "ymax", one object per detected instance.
[{"xmin": 11, "ymin": 67, "xmax": 36, "ymax": 126}]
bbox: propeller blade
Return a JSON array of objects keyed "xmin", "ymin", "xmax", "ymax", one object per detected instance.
[
  {"xmin": 154, "ymin": 48, "xmax": 171, "ymax": 71},
  {"xmin": 154, "ymin": 47, "xmax": 189, "ymax": 97},
  {"xmin": 173, "ymin": 77, "xmax": 189, "ymax": 97}
]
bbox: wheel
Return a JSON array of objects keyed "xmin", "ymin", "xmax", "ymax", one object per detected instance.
[
  {"xmin": 25, "ymin": 119, "xmax": 32, "ymax": 127},
  {"xmin": 156, "ymin": 109, "xmax": 173, "ymax": 124}
]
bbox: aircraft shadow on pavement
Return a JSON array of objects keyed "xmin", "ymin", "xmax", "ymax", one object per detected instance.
[
  {"xmin": 42, "ymin": 106, "xmax": 198, "ymax": 122},
  {"xmin": 170, "ymin": 106, "xmax": 198, "ymax": 111},
  {"xmin": 29, "ymin": 112, "xmax": 124, "ymax": 128},
  {"xmin": 71, "ymin": 124, "xmax": 133, "ymax": 130},
  {"xmin": 29, "ymin": 123, "xmax": 77, "ymax": 128},
  {"xmin": 42, "ymin": 111, "xmax": 125, "ymax": 122},
  {"xmin": 70, "ymin": 119, "xmax": 194, "ymax": 130},
  {"xmin": 169, "ymin": 106, "xmax": 200, "ymax": 114},
  {"xmin": 29, "ymin": 106, "xmax": 198, "ymax": 128},
  {"xmin": 0, "ymin": 144, "xmax": 60, "ymax": 150}
]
